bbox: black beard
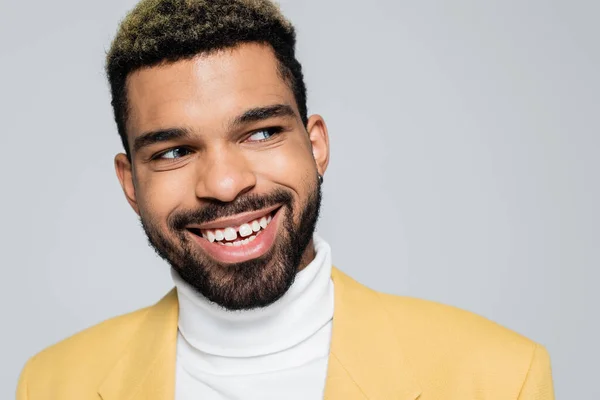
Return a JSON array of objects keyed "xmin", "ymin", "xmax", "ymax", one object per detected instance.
[{"xmin": 139, "ymin": 180, "xmax": 322, "ymax": 310}]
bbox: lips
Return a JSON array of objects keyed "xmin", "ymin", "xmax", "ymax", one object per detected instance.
[
  {"xmin": 191, "ymin": 212, "xmax": 274, "ymax": 246},
  {"xmin": 188, "ymin": 204, "xmax": 281, "ymax": 231},
  {"xmin": 186, "ymin": 206, "xmax": 283, "ymax": 264}
]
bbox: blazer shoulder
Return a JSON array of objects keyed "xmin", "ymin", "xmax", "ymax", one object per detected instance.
[
  {"xmin": 333, "ymin": 269, "xmax": 537, "ymax": 350},
  {"xmin": 37, "ymin": 304, "xmax": 151, "ymax": 360},
  {"xmin": 379, "ymin": 291, "xmax": 534, "ymax": 346},
  {"xmin": 377, "ymin": 292, "xmax": 553, "ymax": 396},
  {"xmin": 18, "ymin": 298, "xmax": 158, "ymax": 392},
  {"xmin": 379, "ymin": 291, "xmax": 544, "ymax": 375}
]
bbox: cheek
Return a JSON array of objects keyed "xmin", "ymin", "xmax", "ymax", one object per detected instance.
[
  {"xmin": 255, "ymin": 140, "xmax": 316, "ymax": 188},
  {"xmin": 137, "ymin": 170, "xmax": 196, "ymax": 219}
]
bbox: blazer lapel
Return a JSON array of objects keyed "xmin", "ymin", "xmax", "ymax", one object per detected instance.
[
  {"xmin": 98, "ymin": 290, "xmax": 179, "ymax": 400},
  {"xmin": 324, "ymin": 268, "xmax": 422, "ymax": 400},
  {"xmin": 323, "ymin": 353, "xmax": 368, "ymax": 400}
]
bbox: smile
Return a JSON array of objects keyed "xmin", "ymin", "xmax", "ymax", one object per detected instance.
[
  {"xmin": 190, "ymin": 212, "xmax": 273, "ymax": 246},
  {"xmin": 186, "ymin": 205, "xmax": 282, "ymax": 263}
]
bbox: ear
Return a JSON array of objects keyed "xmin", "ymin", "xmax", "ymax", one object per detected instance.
[
  {"xmin": 306, "ymin": 114, "xmax": 330, "ymax": 177},
  {"xmin": 114, "ymin": 153, "xmax": 140, "ymax": 215}
]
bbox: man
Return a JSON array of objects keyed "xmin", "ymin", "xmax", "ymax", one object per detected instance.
[{"xmin": 17, "ymin": 0, "xmax": 554, "ymax": 399}]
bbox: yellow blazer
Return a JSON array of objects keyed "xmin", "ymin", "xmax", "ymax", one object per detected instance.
[{"xmin": 17, "ymin": 268, "xmax": 554, "ymax": 399}]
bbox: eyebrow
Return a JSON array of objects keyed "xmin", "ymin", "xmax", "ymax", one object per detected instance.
[
  {"xmin": 133, "ymin": 127, "xmax": 193, "ymax": 154},
  {"xmin": 230, "ymin": 104, "xmax": 297, "ymax": 129},
  {"xmin": 132, "ymin": 104, "xmax": 297, "ymax": 154}
]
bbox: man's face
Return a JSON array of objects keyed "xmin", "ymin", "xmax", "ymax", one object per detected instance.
[{"xmin": 115, "ymin": 43, "xmax": 329, "ymax": 310}]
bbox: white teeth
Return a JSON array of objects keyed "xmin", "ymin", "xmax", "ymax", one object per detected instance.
[
  {"xmin": 224, "ymin": 227, "xmax": 237, "ymax": 241},
  {"xmin": 259, "ymin": 216, "xmax": 268, "ymax": 229},
  {"xmin": 206, "ymin": 231, "xmax": 216, "ymax": 243},
  {"xmin": 206, "ymin": 232, "xmax": 258, "ymax": 246},
  {"xmin": 239, "ymin": 223, "xmax": 253, "ymax": 237},
  {"xmin": 200, "ymin": 212, "xmax": 273, "ymax": 243}
]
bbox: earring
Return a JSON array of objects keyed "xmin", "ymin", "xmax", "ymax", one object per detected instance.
[{"xmin": 318, "ymin": 174, "xmax": 324, "ymax": 184}]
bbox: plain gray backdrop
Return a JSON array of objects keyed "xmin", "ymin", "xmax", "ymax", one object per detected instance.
[{"xmin": 1, "ymin": 0, "xmax": 598, "ymax": 398}]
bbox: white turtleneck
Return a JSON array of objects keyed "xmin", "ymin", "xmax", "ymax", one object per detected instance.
[{"xmin": 171, "ymin": 234, "xmax": 335, "ymax": 400}]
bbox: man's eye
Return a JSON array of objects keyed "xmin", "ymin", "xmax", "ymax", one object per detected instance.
[
  {"xmin": 246, "ymin": 127, "xmax": 283, "ymax": 142},
  {"xmin": 156, "ymin": 147, "xmax": 191, "ymax": 160}
]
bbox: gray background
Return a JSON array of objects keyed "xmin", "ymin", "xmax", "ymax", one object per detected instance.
[{"xmin": 0, "ymin": 0, "xmax": 598, "ymax": 398}]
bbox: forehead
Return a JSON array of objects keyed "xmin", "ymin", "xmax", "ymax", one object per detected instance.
[{"xmin": 125, "ymin": 43, "xmax": 296, "ymax": 138}]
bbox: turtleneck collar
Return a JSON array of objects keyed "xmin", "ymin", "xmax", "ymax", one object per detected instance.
[{"xmin": 171, "ymin": 234, "xmax": 334, "ymax": 358}]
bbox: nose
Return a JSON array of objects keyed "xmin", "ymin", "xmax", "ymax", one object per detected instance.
[{"xmin": 195, "ymin": 144, "xmax": 257, "ymax": 203}]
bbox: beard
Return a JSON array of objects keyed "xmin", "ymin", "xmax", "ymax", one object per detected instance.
[{"xmin": 139, "ymin": 178, "xmax": 322, "ymax": 311}]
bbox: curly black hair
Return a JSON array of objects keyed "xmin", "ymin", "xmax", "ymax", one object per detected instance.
[{"xmin": 106, "ymin": 0, "xmax": 307, "ymax": 158}]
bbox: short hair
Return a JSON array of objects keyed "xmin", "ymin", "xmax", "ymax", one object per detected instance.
[{"xmin": 106, "ymin": 0, "xmax": 307, "ymax": 158}]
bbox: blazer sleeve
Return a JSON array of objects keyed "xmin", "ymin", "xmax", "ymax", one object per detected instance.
[{"xmin": 518, "ymin": 344, "xmax": 555, "ymax": 400}]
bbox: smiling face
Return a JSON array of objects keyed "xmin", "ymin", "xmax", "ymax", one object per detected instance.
[{"xmin": 114, "ymin": 43, "xmax": 329, "ymax": 310}]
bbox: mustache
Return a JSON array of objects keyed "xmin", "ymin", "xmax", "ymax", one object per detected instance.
[{"xmin": 169, "ymin": 189, "xmax": 293, "ymax": 231}]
